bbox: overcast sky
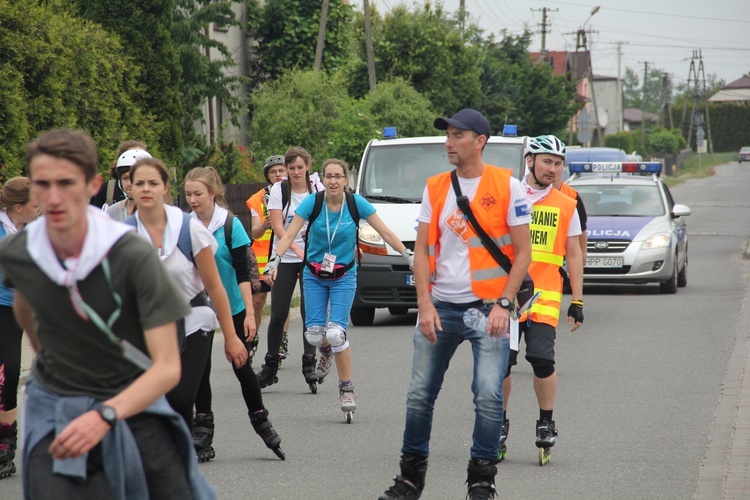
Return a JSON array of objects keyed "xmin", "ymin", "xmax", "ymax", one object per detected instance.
[{"xmin": 349, "ymin": 0, "xmax": 750, "ymax": 87}]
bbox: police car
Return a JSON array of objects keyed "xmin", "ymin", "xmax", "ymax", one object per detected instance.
[{"xmin": 567, "ymin": 161, "xmax": 691, "ymax": 293}]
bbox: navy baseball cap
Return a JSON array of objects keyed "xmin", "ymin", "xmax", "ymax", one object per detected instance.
[{"xmin": 434, "ymin": 108, "xmax": 491, "ymax": 140}]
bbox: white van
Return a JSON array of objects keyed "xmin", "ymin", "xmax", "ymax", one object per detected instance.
[{"xmin": 351, "ymin": 128, "xmax": 528, "ymax": 325}]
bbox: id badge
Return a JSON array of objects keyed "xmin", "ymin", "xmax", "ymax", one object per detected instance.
[{"xmin": 322, "ymin": 253, "xmax": 337, "ymax": 273}]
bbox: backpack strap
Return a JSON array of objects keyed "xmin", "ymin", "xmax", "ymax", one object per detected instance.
[
  {"xmin": 345, "ymin": 191, "xmax": 361, "ymax": 266},
  {"xmin": 105, "ymin": 179, "xmax": 116, "ymax": 206},
  {"xmin": 303, "ymin": 191, "xmax": 326, "ymax": 267},
  {"xmin": 224, "ymin": 213, "xmax": 234, "ymax": 250},
  {"xmin": 124, "ymin": 211, "xmax": 195, "ymax": 265}
]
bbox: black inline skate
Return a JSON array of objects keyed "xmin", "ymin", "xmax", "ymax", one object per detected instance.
[
  {"xmin": 465, "ymin": 458, "xmax": 497, "ymax": 499},
  {"xmin": 535, "ymin": 419, "xmax": 557, "ymax": 466},
  {"xmin": 278, "ymin": 331, "xmax": 288, "ymax": 367},
  {"xmin": 256, "ymin": 353, "xmax": 280, "ymax": 388},
  {"xmin": 247, "ymin": 335, "xmax": 259, "ymax": 364},
  {"xmin": 0, "ymin": 422, "xmax": 17, "ymax": 479},
  {"xmin": 497, "ymin": 418, "xmax": 509, "ymax": 462},
  {"xmin": 250, "ymin": 409, "xmax": 285, "ymax": 460},
  {"xmin": 193, "ymin": 412, "xmax": 215, "ymax": 463},
  {"xmin": 301, "ymin": 353, "xmax": 318, "ymax": 393},
  {"xmin": 379, "ymin": 454, "xmax": 428, "ymax": 500}
]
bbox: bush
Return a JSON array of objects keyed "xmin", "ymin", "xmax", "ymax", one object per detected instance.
[
  {"xmin": 647, "ymin": 129, "xmax": 686, "ymax": 156},
  {"xmin": 604, "ymin": 131, "xmax": 636, "ymax": 154}
]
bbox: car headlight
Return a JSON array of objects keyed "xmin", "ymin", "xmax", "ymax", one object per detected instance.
[
  {"xmin": 359, "ymin": 221, "xmax": 388, "ymax": 255},
  {"xmin": 642, "ymin": 232, "xmax": 670, "ymax": 250}
]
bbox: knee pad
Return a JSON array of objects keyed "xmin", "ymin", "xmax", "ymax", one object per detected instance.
[
  {"xmin": 304, "ymin": 325, "xmax": 326, "ymax": 347},
  {"xmin": 528, "ymin": 356, "xmax": 555, "ymax": 379},
  {"xmin": 325, "ymin": 322, "xmax": 347, "ymax": 348}
]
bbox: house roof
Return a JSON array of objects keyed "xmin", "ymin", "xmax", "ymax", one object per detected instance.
[
  {"xmin": 724, "ymin": 76, "xmax": 750, "ymax": 89},
  {"xmin": 623, "ymin": 108, "xmax": 659, "ymax": 124},
  {"xmin": 709, "ymin": 88, "xmax": 750, "ymax": 103},
  {"xmin": 530, "ymin": 50, "xmax": 591, "ymax": 80}
]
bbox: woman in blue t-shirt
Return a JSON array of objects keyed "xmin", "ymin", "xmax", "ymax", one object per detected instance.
[
  {"xmin": 264, "ymin": 159, "xmax": 413, "ymax": 420},
  {"xmin": 184, "ymin": 167, "xmax": 284, "ymax": 461},
  {"xmin": 0, "ymin": 177, "xmax": 39, "ymax": 475}
]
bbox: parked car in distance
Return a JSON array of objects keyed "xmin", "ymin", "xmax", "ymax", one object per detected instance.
[
  {"xmin": 739, "ymin": 147, "xmax": 750, "ymax": 163},
  {"xmin": 567, "ymin": 161, "xmax": 690, "ymax": 294}
]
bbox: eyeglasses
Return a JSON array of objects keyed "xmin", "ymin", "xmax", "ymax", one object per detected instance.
[
  {"xmin": 324, "ymin": 174, "xmax": 345, "ymax": 180},
  {"xmin": 267, "ymin": 168, "xmax": 285, "ymax": 175}
]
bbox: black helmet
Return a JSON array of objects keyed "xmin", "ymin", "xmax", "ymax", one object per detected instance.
[{"xmin": 263, "ymin": 155, "xmax": 285, "ymax": 183}]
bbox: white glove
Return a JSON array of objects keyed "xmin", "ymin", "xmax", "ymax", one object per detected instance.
[
  {"xmin": 264, "ymin": 254, "xmax": 281, "ymax": 276},
  {"xmin": 402, "ymin": 248, "xmax": 415, "ymax": 271}
]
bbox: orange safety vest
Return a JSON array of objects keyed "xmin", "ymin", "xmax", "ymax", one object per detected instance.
[
  {"xmin": 557, "ymin": 182, "xmax": 578, "ymax": 202},
  {"xmin": 520, "ymin": 188, "xmax": 577, "ymax": 328},
  {"xmin": 426, "ymin": 165, "xmax": 516, "ymax": 300},
  {"xmin": 246, "ymin": 187, "xmax": 272, "ymax": 273}
]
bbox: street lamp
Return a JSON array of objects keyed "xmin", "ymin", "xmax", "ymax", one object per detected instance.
[{"xmin": 583, "ymin": 6, "xmax": 600, "ymax": 28}]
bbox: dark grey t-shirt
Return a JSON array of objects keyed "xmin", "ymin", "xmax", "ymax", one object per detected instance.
[{"xmin": 0, "ymin": 231, "xmax": 190, "ymax": 398}]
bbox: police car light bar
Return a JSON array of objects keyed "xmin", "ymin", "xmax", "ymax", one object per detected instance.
[
  {"xmin": 383, "ymin": 126, "xmax": 398, "ymax": 139},
  {"xmin": 568, "ymin": 162, "xmax": 662, "ymax": 174},
  {"xmin": 502, "ymin": 124, "xmax": 518, "ymax": 136}
]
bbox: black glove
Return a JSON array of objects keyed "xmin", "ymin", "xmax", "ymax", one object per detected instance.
[{"xmin": 567, "ymin": 300, "xmax": 584, "ymax": 324}]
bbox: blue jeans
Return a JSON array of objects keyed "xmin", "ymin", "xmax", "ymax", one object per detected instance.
[
  {"xmin": 401, "ymin": 300, "xmax": 509, "ymax": 460},
  {"xmin": 302, "ymin": 269, "xmax": 357, "ymax": 329}
]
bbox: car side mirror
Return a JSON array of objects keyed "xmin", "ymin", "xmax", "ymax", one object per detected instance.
[{"xmin": 671, "ymin": 204, "xmax": 691, "ymax": 218}]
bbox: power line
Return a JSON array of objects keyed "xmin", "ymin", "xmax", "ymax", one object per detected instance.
[{"xmin": 537, "ymin": 0, "xmax": 750, "ymax": 24}]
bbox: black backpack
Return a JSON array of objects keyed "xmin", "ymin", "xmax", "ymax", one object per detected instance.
[{"xmin": 303, "ymin": 191, "xmax": 361, "ymax": 278}]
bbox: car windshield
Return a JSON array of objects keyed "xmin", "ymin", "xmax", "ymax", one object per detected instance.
[
  {"xmin": 360, "ymin": 142, "xmax": 524, "ymax": 200},
  {"xmin": 576, "ymin": 184, "xmax": 665, "ymax": 217},
  {"xmin": 741, "ymin": 147, "xmax": 750, "ymax": 153}
]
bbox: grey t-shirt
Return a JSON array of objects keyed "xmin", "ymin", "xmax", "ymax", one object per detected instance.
[{"xmin": 0, "ymin": 231, "xmax": 190, "ymax": 398}]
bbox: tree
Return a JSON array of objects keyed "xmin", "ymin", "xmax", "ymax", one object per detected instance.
[
  {"xmin": 255, "ymin": 0, "xmax": 354, "ymax": 81},
  {"xmin": 347, "ymin": 3, "xmax": 484, "ymax": 116},
  {"xmin": 65, "ymin": 0, "xmax": 185, "ymax": 169},
  {"xmin": 478, "ymin": 33, "xmax": 579, "ymax": 136},
  {"xmin": 172, "ymin": 0, "xmax": 250, "ymax": 167},
  {"xmin": 622, "ymin": 66, "xmax": 666, "ymax": 114},
  {"xmin": 0, "ymin": 0, "xmax": 159, "ymax": 179}
]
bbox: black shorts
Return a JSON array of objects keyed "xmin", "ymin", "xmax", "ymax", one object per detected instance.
[
  {"xmin": 509, "ymin": 321, "xmax": 556, "ymax": 366},
  {"xmin": 253, "ymin": 280, "xmax": 271, "ymax": 295}
]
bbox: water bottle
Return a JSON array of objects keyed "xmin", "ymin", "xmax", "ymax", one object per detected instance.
[{"xmin": 463, "ymin": 308, "xmax": 489, "ymax": 332}]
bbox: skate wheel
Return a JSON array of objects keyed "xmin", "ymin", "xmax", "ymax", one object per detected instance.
[
  {"xmin": 345, "ymin": 411, "xmax": 353, "ymax": 423},
  {"xmin": 498, "ymin": 444, "xmax": 507, "ymax": 462},
  {"xmin": 273, "ymin": 446, "xmax": 286, "ymax": 461},
  {"xmin": 309, "ymin": 382, "xmax": 318, "ymax": 394},
  {"xmin": 538, "ymin": 447, "xmax": 550, "ymax": 466}
]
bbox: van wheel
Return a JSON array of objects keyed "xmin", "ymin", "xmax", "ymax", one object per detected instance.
[
  {"xmin": 659, "ymin": 257, "xmax": 678, "ymax": 294},
  {"xmin": 350, "ymin": 307, "xmax": 375, "ymax": 326},
  {"xmin": 388, "ymin": 307, "xmax": 409, "ymax": 315}
]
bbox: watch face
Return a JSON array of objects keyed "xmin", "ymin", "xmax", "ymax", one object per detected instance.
[
  {"xmin": 102, "ymin": 406, "xmax": 117, "ymax": 421},
  {"xmin": 498, "ymin": 298, "xmax": 513, "ymax": 310}
]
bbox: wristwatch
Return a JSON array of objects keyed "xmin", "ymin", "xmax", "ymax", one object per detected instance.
[
  {"xmin": 496, "ymin": 297, "xmax": 514, "ymax": 312},
  {"xmin": 93, "ymin": 403, "xmax": 118, "ymax": 429}
]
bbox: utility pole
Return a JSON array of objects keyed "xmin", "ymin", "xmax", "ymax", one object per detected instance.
[
  {"xmin": 313, "ymin": 0, "xmax": 330, "ymax": 72},
  {"xmin": 639, "ymin": 61, "xmax": 653, "ymax": 150},
  {"xmin": 363, "ymin": 0, "xmax": 376, "ymax": 92},
  {"xmin": 204, "ymin": 26, "xmax": 215, "ymax": 145},
  {"xmin": 574, "ymin": 27, "xmax": 603, "ymax": 145},
  {"xmin": 661, "ymin": 72, "xmax": 674, "ymax": 129},
  {"xmin": 459, "ymin": 0, "xmax": 466, "ymax": 31},
  {"xmin": 681, "ymin": 50, "xmax": 713, "ymax": 153},
  {"xmin": 614, "ymin": 41, "xmax": 628, "ymax": 132},
  {"xmin": 531, "ymin": 7, "xmax": 558, "ymax": 53}
]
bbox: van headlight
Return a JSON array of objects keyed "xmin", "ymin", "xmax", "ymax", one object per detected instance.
[
  {"xmin": 359, "ymin": 221, "xmax": 388, "ymax": 255},
  {"xmin": 642, "ymin": 232, "xmax": 670, "ymax": 250}
]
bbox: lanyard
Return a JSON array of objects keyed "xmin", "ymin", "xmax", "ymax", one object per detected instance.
[
  {"xmin": 67, "ymin": 258, "xmax": 152, "ymax": 370},
  {"xmin": 324, "ymin": 192, "xmax": 344, "ymax": 254}
]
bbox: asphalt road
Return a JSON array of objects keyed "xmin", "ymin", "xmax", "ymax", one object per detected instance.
[{"xmin": 3, "ymin": 162, "xmax": 749, "ymax": 499}]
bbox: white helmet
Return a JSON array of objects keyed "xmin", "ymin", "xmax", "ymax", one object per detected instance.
[{"xmin": 116, "ymin": 149, "xmax": 151, "ymax": 172}]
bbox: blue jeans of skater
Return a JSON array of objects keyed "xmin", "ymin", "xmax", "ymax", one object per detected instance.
[
  {"xmin": 303, "ymin": 269, "xmax": 357, "ymax": 329},
  {"xmin": 401, "ymin": 299, "xmax": 509, "ymax": 460}
]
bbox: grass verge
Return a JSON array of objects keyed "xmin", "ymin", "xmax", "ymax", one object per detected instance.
[{"xmin": 663, "ymin": 152, "xmax": 736, "ymax": 187}]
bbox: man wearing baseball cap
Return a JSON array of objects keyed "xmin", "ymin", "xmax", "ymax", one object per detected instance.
[{"xmin": 379, "ymin": 109, "xmax": 532, "ymax": 499}]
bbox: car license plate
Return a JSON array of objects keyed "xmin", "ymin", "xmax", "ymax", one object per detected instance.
[
  {"xmin": 586, "ymin": 257, "xmax": 623, "ymax": 268},
  {"xmin": 405, "ymin": 274, "xmax": 415, "ymax": 286}
]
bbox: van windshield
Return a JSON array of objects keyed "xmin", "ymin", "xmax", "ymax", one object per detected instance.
[{"xmin": 359, "ymin": 142, "xmax": 524, "ymax": 200}]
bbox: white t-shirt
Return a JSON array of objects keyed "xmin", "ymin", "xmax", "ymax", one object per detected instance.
[
  {"xmin": 135, "ymin": 206, "xmax": 219, "ymax": 335},
  {"xmin": 267, "ymin": 179, "xmax": 323, "ymax": 263},
  {"xmin": 418, "ymin": 174, "xmax": 532, "ymax": 303}
]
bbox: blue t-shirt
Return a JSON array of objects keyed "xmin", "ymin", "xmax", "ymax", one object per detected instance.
[
  {"xmin": 213, "ymin": 216, "xmax": 252, "ymax": 315},
  {"xmin": 0, "ymin": 225, "xmax": 12, "ymax": 306},
  {"xmin": 295, "ymin": 193, "xmax": 376, "ymax": 271}
]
